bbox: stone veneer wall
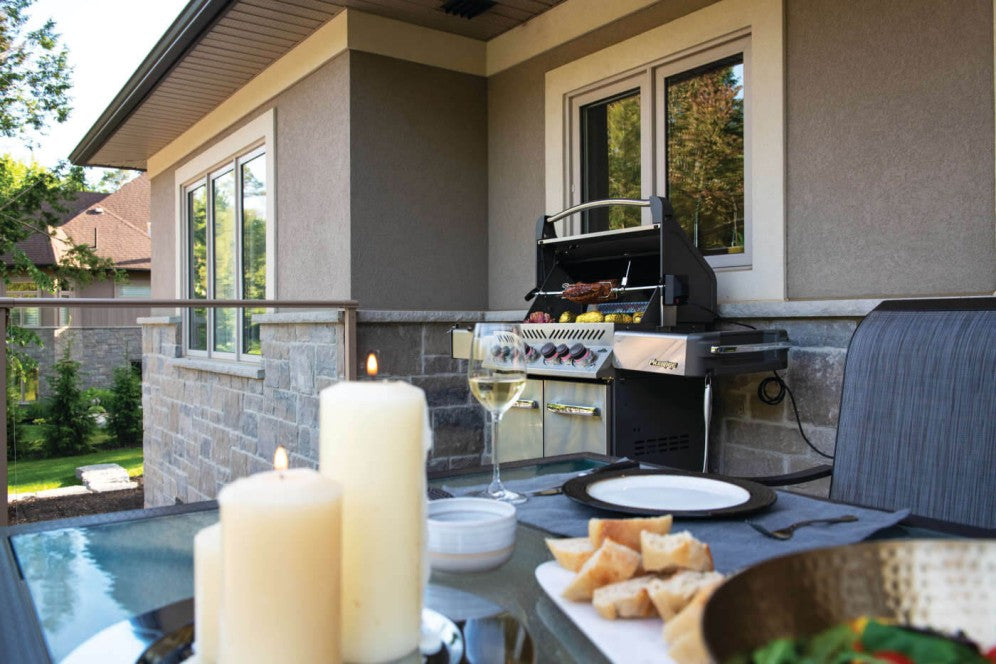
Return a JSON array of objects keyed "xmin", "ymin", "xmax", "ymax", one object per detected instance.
[
  {"xmin": 21, "ymin": 326, "xmax": 142, "ymax": 398},
  {"xmin": 141, "ymin": 310, "xmax": 494, "ymax": 507},
  {"xmin": 142, "ymin": 303, "xmax": 888, "ymax": 507}
]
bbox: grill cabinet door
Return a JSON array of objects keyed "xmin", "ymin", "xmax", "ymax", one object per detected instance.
[
  {"xmin": 542, "ymin": 380, "xmax": 609, "ymax": 456},
  {"xmin": 496, "ymin": 379, "xmax": 544, "ymax": 463}
]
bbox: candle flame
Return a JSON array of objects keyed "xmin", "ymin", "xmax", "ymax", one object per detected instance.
[
  {"xmin": 273, "ymin": 446, "xmax": 289, "ymax": 472},
  {"xmin": 366, "ymin": 351, "xmax": 379, "ymax": 377}
]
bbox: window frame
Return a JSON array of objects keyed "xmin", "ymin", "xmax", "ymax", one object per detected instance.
[
  {"xmin": 565, "ymin": 35, "xmax": 751, "ymax": 267},
  {"xmin": 8, "ymin": 280, "xmax": 41, "ymax": 327},
  {"xmin": 181, "ymin": 144, "xmax": 266, "ymax": 363}
]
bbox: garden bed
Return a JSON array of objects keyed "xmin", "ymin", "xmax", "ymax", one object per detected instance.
[{"xmin": 7, "ymin": 476, "xmax": 144, "ymax": 525}]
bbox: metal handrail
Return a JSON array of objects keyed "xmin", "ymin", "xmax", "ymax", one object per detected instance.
[
  {"xmin": 544, "ymin": 198, "xmax": 650, "ymax": 223},
  {"xmin": 0, "ymin": 298, "xmax": 359, "ymax": 526}
]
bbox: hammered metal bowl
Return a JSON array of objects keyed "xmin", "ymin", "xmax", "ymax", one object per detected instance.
[{"xmin": 702, "ymin": 539, "xmax": 996, "ymax": 662}]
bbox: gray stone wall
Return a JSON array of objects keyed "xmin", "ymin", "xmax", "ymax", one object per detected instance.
[
  {"xmin": 142, "ymin": 311, "xmax": 488, "ymax": 507},
  {"xmin": 20, "ymin": 326, "xmax": 142, "ymax": 398}
]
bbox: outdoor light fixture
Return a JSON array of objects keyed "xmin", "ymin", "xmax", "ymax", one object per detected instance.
[{"xmin": 440, "ymin": 0, "xmax": 495, "ymax": 20}]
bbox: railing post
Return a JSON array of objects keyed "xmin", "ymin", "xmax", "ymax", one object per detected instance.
[
  {"xmin": 343, "ymin": 305, "xmax": 357, "ymax": 381},
  {"xmin": 1, "ymin": 307, "xmax": 7, "ymax": 527}
]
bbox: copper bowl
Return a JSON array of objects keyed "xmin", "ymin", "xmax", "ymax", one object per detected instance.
[{"xmin": 702, "ymin": 539, "xmax": 996, "ymax": 662}]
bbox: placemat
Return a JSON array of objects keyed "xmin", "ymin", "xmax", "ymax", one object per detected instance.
[{"xmin": 446, "ymin": 472, "xmax": 910, "ymax": 573}]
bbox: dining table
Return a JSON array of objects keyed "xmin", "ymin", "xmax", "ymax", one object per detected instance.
[{"xmin": 0, "ymin": 453, "xmax": 980, "ymax": 664}]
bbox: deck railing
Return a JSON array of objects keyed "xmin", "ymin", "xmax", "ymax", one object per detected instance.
[{"xmin": 0, "ymin": 298, "xmax": 359, "ymax": 525}]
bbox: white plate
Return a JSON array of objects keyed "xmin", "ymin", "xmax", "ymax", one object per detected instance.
[
  {"xmin": 534, "ymin": 561, "xmax": 673, "ymax": 664},
  {"xmin": 586, "ymin": 474, "xmax": 750, "ymax": 511}
]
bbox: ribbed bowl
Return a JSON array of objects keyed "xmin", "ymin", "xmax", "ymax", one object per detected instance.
[{"xmin": 703, "ymin": 539, "xmax": 996, "ymax": 662}]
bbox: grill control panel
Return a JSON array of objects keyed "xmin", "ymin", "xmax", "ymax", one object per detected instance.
[{"xmin": 519, "ymin": 323, "xmax": 615, "ymax": 379}]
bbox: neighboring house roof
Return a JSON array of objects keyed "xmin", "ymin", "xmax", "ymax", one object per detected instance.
[
  {"xmin": 12, "ymin": 175, "xmax": 151, "ymax": 271},
  {"xmin": 70, "ymin": 0, "xmax": 564, "ymax": 169}
]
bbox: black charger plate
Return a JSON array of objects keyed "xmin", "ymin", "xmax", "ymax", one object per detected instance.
[{"xmin": 562, "ymin": 468, "xmax": 776, "ymax": 518}]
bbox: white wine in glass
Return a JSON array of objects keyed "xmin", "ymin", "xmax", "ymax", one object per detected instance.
[{"xmin": 467, "ymin": 323, "xmax": 528, "ymax": 503}]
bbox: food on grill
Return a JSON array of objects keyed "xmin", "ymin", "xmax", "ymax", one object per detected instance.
[
  {"xmin": 526, "ymin": 311, "xmax": 554, "ymax": 323},
  {"xmin": 545, "ymin": 537, "xmax": 595, "ymax": 572},
  {"xmin": 575, "ymin": 311, "xmax": 606, "ymax": 323},
  {"xmin": 647, "ymin": 570, "xmax": 725, "ymax": 620},
  {"xmin": 641, "ymin": 531, "xmax": 714, "ymax": 573},
  {"xmin": 561, "ymin": 538, "xmax": 641, "ymax": 601},
  {"xmin": 633, "ymin": 312, "xmax": 643, "ymax": 324},
  {"xmin": 562, "ymin": 280, "xmax": 619, "ymax": 303},
  {"xmin": 558, "ymin": 310, "xmax": 576, "ymax": 323},
  {"xmin": 592, "ymin": 575, "xmax": 658, "ymax": 620},
  {"xmin": 589, "ymin": 514, "xmax": 674, "ymax": 550},
  {"xmin": 604, "ymin": 313, "xmax": 634, "ymax": 324},
  {"xmin": 737, "ymin": 618, "xmax": 995, "ymax": 664}
]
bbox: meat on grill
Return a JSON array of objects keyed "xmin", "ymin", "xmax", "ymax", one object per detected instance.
[{"xmin": 561, "ymin": 280, "xmax": 618, "ymax": 304}]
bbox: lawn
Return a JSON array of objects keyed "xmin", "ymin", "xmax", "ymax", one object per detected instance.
[{"xmin": 8, "ymin": 443, "xmax": 144, "ymax": 494}]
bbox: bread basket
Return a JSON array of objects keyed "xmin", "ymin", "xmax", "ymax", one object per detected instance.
[{"xmin": 702, "ymin": 539, "xmax": 996, "ymax": 662}]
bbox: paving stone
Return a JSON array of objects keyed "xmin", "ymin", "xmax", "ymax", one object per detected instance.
[{"xmin": 289, "ymin": 344, "xmax": 316, "ymax": 393}]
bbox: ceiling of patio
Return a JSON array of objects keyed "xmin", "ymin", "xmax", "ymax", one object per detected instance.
[{"xmin": 72, "ymin": 0, "xmax": 565, "ymax": 170}]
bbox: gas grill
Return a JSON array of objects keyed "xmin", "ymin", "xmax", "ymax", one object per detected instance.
[{"xmin": 453, "ymin": 197, "xmax": 789, "ymax": 471}]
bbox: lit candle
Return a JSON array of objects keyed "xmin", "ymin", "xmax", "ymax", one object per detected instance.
[
  {"xmin": 218, "ymin": 447, "xmax": 343, "ymax": 663},
  {"xmin": 319, "ymin": 380, "xmax": 429, "ymax": 662},
  {"xmin": 193, "ymin": 523, "xmax": 221, "ymax": 663}
]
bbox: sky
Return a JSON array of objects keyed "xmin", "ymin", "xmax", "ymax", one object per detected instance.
[{"xmin": 0, "ymin": 0, "xmax": 189, "ymax": 184}]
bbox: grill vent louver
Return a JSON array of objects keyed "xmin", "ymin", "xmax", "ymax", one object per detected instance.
[{"xmin": 632, "ymin": 434, "xmax": 691, "ymax": 456}]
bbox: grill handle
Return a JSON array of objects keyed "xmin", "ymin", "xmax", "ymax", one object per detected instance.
[
  {"xmin": 512, "ymin": 399, "xmax": 538, "ymax": 409},
  {"xmin": 709, "ymin": 342, "xmax": 792, "ymax": 355},
  {"xmin": 546, "ymin": 402, "xmax": 601, "ymax": 417},
  {"xmin": 545, "ymin": 198, "xmax": 650, "ymax": 224}
]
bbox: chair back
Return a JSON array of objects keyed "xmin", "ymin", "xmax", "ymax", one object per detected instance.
[{"xmin": 830, "ymin": 298, "xmax": 995, "ymax": 529}]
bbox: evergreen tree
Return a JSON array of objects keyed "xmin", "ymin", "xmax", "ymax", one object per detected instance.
[
  {"xmin": 107, "ymin": 364, "xmax": 142, "ymax": 448},
  {"xmin": 42, "ymin": 347, "xmax": 93, "ymax": 456}
]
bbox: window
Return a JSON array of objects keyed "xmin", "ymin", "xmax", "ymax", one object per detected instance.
[
  {"xmin": 58, "ymin": 286, "xmax": 73, "ymax": 326},
  {"xmin": 115, "ymin": 281, "xmax": 151, "ymax": 298},
  {"xmin": 182, "ymin": 147, "xmax": 267, "ymax": 360},
  {"xmin": 8, "ymin": 281, "xmax": 40, "ymax": 327},
  {"xmin": 568, "ymin": 38, "xmax": 748, "ymax": 266}
]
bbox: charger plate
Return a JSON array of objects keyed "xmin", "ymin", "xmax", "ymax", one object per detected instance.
[{"xmin": 562, "ymin": 468, "xmax": 775, "ymax": 518}]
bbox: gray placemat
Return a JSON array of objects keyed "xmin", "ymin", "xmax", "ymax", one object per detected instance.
[{"xmin": 446, "ymin": 472, "xmax": 910, "ymax": 574}]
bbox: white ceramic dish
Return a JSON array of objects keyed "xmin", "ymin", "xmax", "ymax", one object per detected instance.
[
  {"xmin": 428, "ymin": 498, "xmax": 516, "ymax": 573},
  {"xmin": 586, "ymin": 474, "xmax": 750, "ymax": 511}
]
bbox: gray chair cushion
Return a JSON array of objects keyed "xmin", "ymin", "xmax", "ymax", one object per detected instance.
[{"xmin": 830, "ymin": 299, "xmax": 995, "ymax": 529}]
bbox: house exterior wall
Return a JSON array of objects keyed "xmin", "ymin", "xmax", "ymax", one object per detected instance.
[
  {"xmin": 349, "ymin": 52, "xmax": 489, "ymax": 310},
  {"xmin": 72, "ymin": 272, "xmax": 151, "ymax": 327},
  {"xmin": 785, "ymin": 0, "xmax": 995, "ymax": 299},
  {"xmin": 22, "ymin": 327, "xmax": 142, "ymax": 399}
]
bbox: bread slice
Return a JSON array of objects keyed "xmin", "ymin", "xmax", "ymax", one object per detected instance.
[
  {"xmin": 588, "ymin": 515, "xmax": 674, "ymax": 551},
  {"xmin": 662, "ymin": 579, "xmax": 723, "ymax": 645},
  {"xmin": 647, "ymin": 570, "xmax": 725, "ymax": 620},
  {"xmin": 592, "ymin": 575, "xmax": 658, "ymax": 619},
  {"xmin": 545, "ymin": 537, "xmax": 596, "ymax": 572},
  {"xmin": 562, "ymin": 538, "xmax": 641, "ymax": 601},
  {"xmin": 666, "ymin": 631, "xmax": 710, "ymax": 664},
  {"xmin": 641, "ymin": 530, "xmax": 714, "ymax": 573}
]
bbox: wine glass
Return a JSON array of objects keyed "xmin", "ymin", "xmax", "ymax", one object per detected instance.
[{"xmin": 467, "ymin": 323, "xmax": 528, "ymax": 503}]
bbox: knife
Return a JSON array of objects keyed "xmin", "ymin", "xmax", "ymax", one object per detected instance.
[{"xmin": 527, "ymin": 458, "xmax": 641, "ymax": 497}]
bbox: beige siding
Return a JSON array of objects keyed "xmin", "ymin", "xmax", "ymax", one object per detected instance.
[{"xmin": 72, "ymin": 273, "xmax": 151, "ymax": 327}]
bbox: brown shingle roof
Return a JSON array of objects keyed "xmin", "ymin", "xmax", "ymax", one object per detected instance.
[{"xmin": 12, "ymin": 175, "xmax": 150, "ymax": 270}]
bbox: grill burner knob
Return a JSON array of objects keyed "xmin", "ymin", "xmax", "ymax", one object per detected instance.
[
  {"xmin": 491, "ymin": 344, "xmax": 503, "ymax": 358},
  {"xmin": 540, "ymin": 342, "xmax": 557, "ymax": 359},
  {"xmin": 569, "ymin": 343, "xmax": 588, "ymax": 361},
  {"xmin": 555, "ymin": 344, "xmax": 571, "ymax": 359},
  {"xmin": 524, "ymin": 344, "xmax": 538, "ymax": 360}
]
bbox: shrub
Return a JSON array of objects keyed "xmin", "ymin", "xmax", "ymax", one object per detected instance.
[
  {"xmin": 18, "ymin": 398, "xmax": 50, "ymax": 424},
  {"xmin": 42, "ymin": 348, "xmax": 95, "ymax": 456},
  {"xmin": 107, "ymin": 365, "xmax": 142, "ymax": 448}
]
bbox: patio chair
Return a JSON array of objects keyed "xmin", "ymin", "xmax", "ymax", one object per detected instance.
[{"xmin": 826, "ymin": 297, "xmax": 995, "ymax": 530}]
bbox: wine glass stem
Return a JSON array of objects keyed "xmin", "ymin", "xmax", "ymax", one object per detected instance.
[{"xmin": 489, "ymin": 411, "xmax": 503, "ymax": 495}]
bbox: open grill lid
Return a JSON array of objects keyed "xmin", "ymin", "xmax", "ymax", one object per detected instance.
[{"xmin": 527, "ymin": 197, "xmax": 718, "ymax": 331}]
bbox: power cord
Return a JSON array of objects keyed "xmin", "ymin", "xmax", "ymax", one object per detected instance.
[{"xmin": 757, "ymin": 370, "xmax": 834, "ymax": 459}]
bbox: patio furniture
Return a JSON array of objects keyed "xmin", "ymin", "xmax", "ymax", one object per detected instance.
[
  {"xmin": 0, "ymin": 454, "xmax": 964, "ymax": 663},
  {"xmin": 829, "ymin": 298, "xmax": 995, "ymax": 530}
]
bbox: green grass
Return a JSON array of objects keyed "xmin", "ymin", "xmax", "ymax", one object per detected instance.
[{"xmin": 8, "ymin": 444, "xmax": 143, "ymax": 494}]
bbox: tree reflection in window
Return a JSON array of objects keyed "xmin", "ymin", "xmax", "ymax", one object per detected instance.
[
  {"xmin": 187, "ymin": 185, "xmax": 207, "ymax": 350},
  {"xmin": 581, "ymin": 90, "xmax": 641, "ymax": 232},
  {"xmin": 241, "ymin": 155, "xmax": 266, "ymax": 355},
  {"xmin": 666, "ymin": 56, "xmax": 745, "ymax": 255}
]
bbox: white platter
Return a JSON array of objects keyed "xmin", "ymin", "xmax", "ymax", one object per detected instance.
[
  {"xmin": 534, "ymin": 561, "xmax": 674, "ymax": 664},
  {"xmin": 587, "ymin": 474, "xmax": 750, "ymax": 511}
]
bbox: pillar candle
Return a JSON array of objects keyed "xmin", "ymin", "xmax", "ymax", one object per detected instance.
[
  {"xmin": 217, "ymin": 460, "xmax": 342, "ymax": 663},
  {"xmin": 193, "ymin": 523, "xmax": 221, "ymax": 663},
  {"xmin": 319, "ymin": 381, "xmax": 428, "ymax": 663}
]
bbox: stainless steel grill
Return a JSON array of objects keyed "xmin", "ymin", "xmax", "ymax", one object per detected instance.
[{"xmin": 453, "ymin": 197, "xmax": 789, "ymax": 471}]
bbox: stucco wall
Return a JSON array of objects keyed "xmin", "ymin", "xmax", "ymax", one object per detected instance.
[
  {"xmin": 148, "ymin": 53, "xmax": 352, "ymax": 300},
  {"xmin": 486, "ymin": 0, "xmax": 995, "ymax": 308},
  {"xmin": 785, "ymin": 0, "xmax": 995, "ymax": 298},
  {"xmin": 349, "ymin": 52, "xmax": 488, "ymax": 310}
]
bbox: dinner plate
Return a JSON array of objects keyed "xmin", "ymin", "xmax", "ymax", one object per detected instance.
[{"xmin": 562, "ymin": 468, "xmax": 776, "ymax": 518}]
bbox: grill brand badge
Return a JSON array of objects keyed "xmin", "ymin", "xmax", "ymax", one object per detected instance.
[{"xmin": 649, "ymin": 358, "xmax": 679, "ymax": 371}]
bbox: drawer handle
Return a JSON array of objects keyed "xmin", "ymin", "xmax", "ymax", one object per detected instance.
[
  {"xmin": 546, "ymin": 402, "xmax": 600, "ymax": 417},
  {"xmin": 512, "ymin": 399, "xmax": 538, "ymax": 409}
]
